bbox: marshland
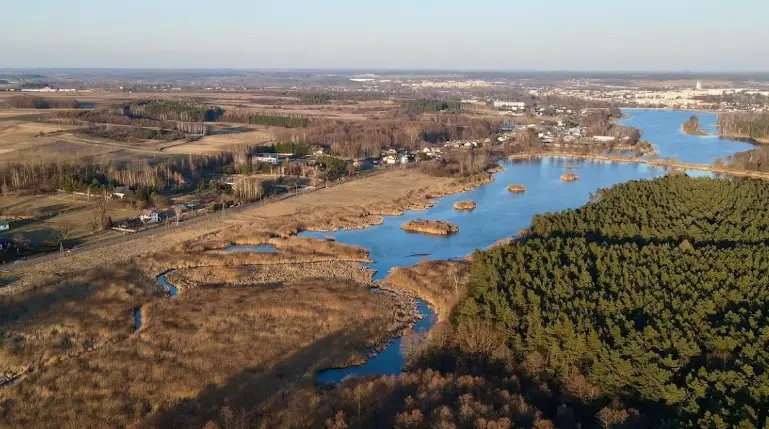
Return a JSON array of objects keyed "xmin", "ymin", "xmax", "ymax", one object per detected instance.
[
  {"xmin": 2, "ymin": 90, "xmax": 768, "ymax": 429},
  {"xmin": 400, "ymin": 219, "xmax": 459, "ymax": 236}
]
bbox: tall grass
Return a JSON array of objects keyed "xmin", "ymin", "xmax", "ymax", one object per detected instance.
[
  {"xmin": 0, "ymin": 279, "xmax": 415, "ymax": 428},
  {"xmin": 384, "ymin": 260, "xmax": 469, "ymax": 320}
]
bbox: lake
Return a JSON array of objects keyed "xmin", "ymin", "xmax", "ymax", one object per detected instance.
[
  {"xmin": 305, "ymin": 109, "xmax": 757, "ymax": 383},
  {"xmin": 619, "ymin": 109, "xmax": 754, "ymax": 164}
]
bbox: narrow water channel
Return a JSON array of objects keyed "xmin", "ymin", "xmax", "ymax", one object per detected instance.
[
  {"xmin": 218, "ymin": 244, "xmax": 278, "ymax": 254},
  {"xmin": 135, "ymin": 271, "xmax": 179, "ymax": 331},
  {"xmin": 304, "ymin": 109, "xmax": 756, "ymax": 383}
]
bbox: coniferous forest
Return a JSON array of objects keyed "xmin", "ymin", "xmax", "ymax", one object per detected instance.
[{"xmin": 459, "ymin": 176, "xmax": 769, "ymax": 428}]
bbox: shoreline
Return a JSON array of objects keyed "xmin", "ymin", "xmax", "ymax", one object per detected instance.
[
  {"xmin": 621, "ymin": 106, "xmax": 722, "ymax": 115},
  {"xmin": 507, "ymin": 152, "xmax": 769, "ymax": 180},
  {"xmin": 718, "ymin": 132, "xmax": 769, "ymax": 145},
  {"xmin": 681, "ymin": 124, "xmax": 709, "ymax": 137}
]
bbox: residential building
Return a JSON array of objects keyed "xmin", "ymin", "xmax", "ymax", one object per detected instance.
[
  {"xmin": 493, "ymin": 101, "xmax": 526, "ymax": 110},
  {"xmin": 139, "ymin": 210, "xmax": 161, "ymax": 224},
  {"xmin": 112, "ymin": 186, "xmax": 128, "ymax": 199},
  {"xmin": 252, "ymin": 154, "xmax": 280, "ymax": 165},
  {"xmin": 592, "ymin": 136, "xmax": 616, "ymax": 142},
  {"xmin": 0, "ymin": 220, "xmax": 9, "ymax": 231}
]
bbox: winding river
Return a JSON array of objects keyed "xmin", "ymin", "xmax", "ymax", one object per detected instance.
[
  {"xmin": 149, "ymin": 110, "xmax": 755, "ymax": 384},
  {"xmin": 302, "ymin": 109, "xmax": 756, "ymax": 383}
]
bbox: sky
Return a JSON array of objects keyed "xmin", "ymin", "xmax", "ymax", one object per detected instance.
[{"xmin": 2, "ymin": 0, "xmax": 768, "ymax": 71}]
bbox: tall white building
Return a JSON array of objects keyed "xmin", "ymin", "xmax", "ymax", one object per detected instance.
[{"xmin": 695, "ymin": 81, "xmax": 702, "ymax": 90}]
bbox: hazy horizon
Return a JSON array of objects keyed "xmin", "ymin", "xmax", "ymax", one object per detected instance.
[{"xmin": 3, "ymin": 0, "xmax": 768, "ymax": 71}]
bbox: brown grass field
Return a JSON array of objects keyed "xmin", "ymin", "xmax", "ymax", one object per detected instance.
[
  {"xmin": 0, "ymin": 193, "xmax": 142, "ymax": 247},
  {"xmin": 0, "ymin": 228, "xmax": 422, "ymax": 428},
  {"xmin": 162, "ymin": 125, "xmax": 274, "ymax": 155},
  {"xmin": 0, "ymin": 122, "xmax": 81, "ymax": 160},
  {"xmin": 0, "ymin": 278, "xmax": 416, "ymax": 428}
]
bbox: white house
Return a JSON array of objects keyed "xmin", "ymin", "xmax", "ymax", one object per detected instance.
[
  {"xmin": 592, "ymin": 136, "xmax": 617, "ymax": 142},
  {"xmin": 139, "ymin": 210, "xmax": 161, "ymax": 224},
  {"xmin": 383, "ymin": 155, "xmax": 397, "ymax": 165},
  {"xmin": 112, "ymin": 186, "xmax": 128, "ymax": 199},
  {"xmin": 252, "ymin": 154, "xmax": 280, "ymax": 165},
  {"xmin": 493, "ymin": 101, "xmax": 526, "ymax": 110},
  {"xmin": 0, "ymin": 220, "xmax": 9, "ymax": 231}
]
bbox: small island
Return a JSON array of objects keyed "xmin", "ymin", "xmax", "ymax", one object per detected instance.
[
  {"xmin": 561, "ymin": 173, "xmax": 580, "ymax": 182},
  {"xmin": 506, "ymin": 184, "xmax": 527, "ymax": 193},
  {"xmin": 683, "ymin": 115, "xmax": 708, "ymax": 136},
  {"xmin": 453, "ymin": 201, "xmax": 477, "ymax": 211},
  {"xmin": 401, "ymin": 219, "xmax": 459, "ymax": 236}
]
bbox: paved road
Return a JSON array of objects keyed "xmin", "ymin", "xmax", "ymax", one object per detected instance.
[{"xmin": 2, "ymin": 165, "xmax": 408, "ymax": 273}]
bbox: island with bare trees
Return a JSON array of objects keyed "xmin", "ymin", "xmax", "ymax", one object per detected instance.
[
  {"xmin": 401, "ymin": 219, "xmax": 459, "ymax": 236},
  {"xmin": 682, "ymin": 114, "xmax": 708, "ymax": 136}
]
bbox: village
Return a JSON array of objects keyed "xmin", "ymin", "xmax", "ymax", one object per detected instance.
[{"xmin": 0, "ymin": 99, "xmax": 641, "ymax": 264}]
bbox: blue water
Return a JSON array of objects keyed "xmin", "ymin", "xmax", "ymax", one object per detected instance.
[
  {"xmin": 133, "ymin": 307, "xmax": 142, "ymax": 330},
  {"xmin": 619, "ymin": 109, "xmax": 755, "ymax": 164},
  {"xmin": 304, "ymin": 159, "xmax": 668, "ymax": 282},
  {"xmin": 308, "ymin": 109, "xmax": 757, "ymax": 383},
  {"xmin": 156, "ymin": 272, "xmax": 178, "ymax": 296},
  {"xmin": 316, "ymin": 300, "xmax": 435, "ymax": 384},
  {"xmin": 220, "ymin": 244, "xmax": 278, "ymax": 253}
]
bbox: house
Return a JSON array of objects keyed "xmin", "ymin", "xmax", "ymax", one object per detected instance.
[
  {"xmin": 0, "ymin": 220, "xmax": 9, "ymax": 231},
  {"xmin": 311, "ymin": 145, "xmax": 329, "ymax": 156},
  {"xmin": 252, "ymin": 154, "xmax": 280, "ymax": 165},
  {"xmin": 139, "ymin": 210, "xmax": 161, "ymax": 224},
  {"xmin": 112, "ymin": 186, "xmax": 128, "ymax": 199},
  {"xmin": 383, "ymin": 155, "xmax": 397, "ymax": 165},
  {"xmin": 493, "ymin": 101, "xmax": 526, "ymax": 110},
  {"xmin": 400, "ymin": 154, "xmax": 411, "ymax": 165},
  {"xmin": 592, "ymin": 136, "xmax": 616, "ymax": 142}
]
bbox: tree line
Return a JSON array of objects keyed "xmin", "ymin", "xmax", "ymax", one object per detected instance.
[
  {"xmin": 118, "ymin": 99, "xmax": 224, "ymax": 122},
  {"xmin": 51, "ymin": 108, "xmax": 211, "ymax": 138},
  {"xmin": 718, "ymin": 112, "xmax": 769, "ymax": 140},
  {"xmin": 0, "ymin": 153, "xmax": 237, "ymax": 195},
  {"xmin": 6, "ymin": 95, "xmax": 80, "ymax": 109},
  {"xmin": 297, "ymin": 92, "xmax": 333, "ymax": 105},
  {"xmin": 458, "ymin": 176, "xmax": 769, "ymax": 428},
  {"xmin": 272, "ymin": 116, "xmax": 500, "ymax": 158},
  {"xmin": 74, "ymin": 124, "xmax": 187, "ymax": 143},
  {"xmin": 400, "ymin": 99, "xmax": 465, "ymax": 114}
]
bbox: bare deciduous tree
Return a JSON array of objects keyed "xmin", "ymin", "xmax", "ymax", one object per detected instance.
[
  {"xmin": 89, "ymin": 192, "xmax": 109, "ymax": 232},
  {"xmin": 51, "ymin": 220, "xmax": 76, "ymax": 246}
]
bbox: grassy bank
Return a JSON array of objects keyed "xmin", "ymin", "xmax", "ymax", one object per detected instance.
[
  {"xmin": 383, "ymin": 260, "xmax": 470, "ymax": 321},
  {"xmin": 682, "ymin": 125, "xmax": 708, "ymax": 136},
  {"xmin": 719, "ymin": 131, "xmax": 769, "ymax": 144}
]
